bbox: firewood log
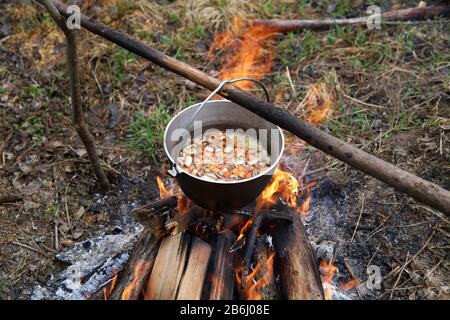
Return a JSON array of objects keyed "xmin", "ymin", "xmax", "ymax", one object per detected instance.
[
  {"xmin": 110, "ymin": 230, "xmax": 160, "ymax": 300},
  {"xmin": 145, "ymin": 233, "xmax": 212, "ymax": 300},
  {"xmin": 272, "ymin": 208, "xmax": 324, "ymax": 300},
  {"xmin": 203, "ymin": 231, "xmax": 237, "ymax": 300}
]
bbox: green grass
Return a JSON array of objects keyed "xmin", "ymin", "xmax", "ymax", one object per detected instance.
[
  {"xmin": 0, "ymin": 278, "xmax": 10, "ymax": 299},
  {"xmin": 22, "ymin": 86, "xmax": 45, "ymax": 99},
  {"xmin": 45, "ymin": 204, "xmax": 60, "ymax": 217},
  {"xmin": 0, "ymin": 87, "xmax": 6, "ymax": 95},
  {"xmin": 14, "ymin": 115, "xmax": 45, "ymax": 146},
  {"xmin": 126, "ymin": 104, "xmax": 171, "ymax": 161},
  {"xmin": 109, "ymin": 47, "xmax": 136, "ymax": 84}
]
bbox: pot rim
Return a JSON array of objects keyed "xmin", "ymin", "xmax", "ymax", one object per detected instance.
[{"xmin": 163, "ymin": 99, "xmax": 285, "ymax": 185}]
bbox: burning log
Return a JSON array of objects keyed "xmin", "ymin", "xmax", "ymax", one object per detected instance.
[
  {"xmin": 252, "ymin": 6, "xmax": 450, "ymax": 33},
  {"xmin": 273, "ymin": 207, "xmax": 324, "ymax": 300},
  {"xmin": 146, "ymin": 232, "xmax": 212, "ymax": 300},
  {"xmin": 135, "ymin": 198, "xmax": 209, "ymax": 237},
  {"xmin": 51, "ymin": 1, "xmax": 450, "ymax": 215},
  {"xmin": 132, "ymin": 195, "xmax": 178, "ymax": 238},
  {"xmin": 239, "ymin": 210, "xmax": 293, "ymax": 288},
  {"xmin": 237, "ymin": 237, "xmax": 280, "ymax": 300},
  {"xmin": 109, "ymin": 230, "xmax": 160, "ymax": 300},
  {"xmin": 203, "ymin": 231, "xmax": 237, "ymax": 300},
  {"xmin": 165, "ymin": 204, "xmax": 210, "ymax": 236}
]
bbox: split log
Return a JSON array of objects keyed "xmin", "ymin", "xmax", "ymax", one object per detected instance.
[
  {"xmin": 110, "ymin": 230, "xmax": 160, "ymax": 300},
  {"xmin": 203, "ymin": 231, "xmax": 237, "ymax": 300},
  {"xmin": 51, "ymin": 1, "xmax": 450, "ymax": 215},
  {"xmin": 176, "ymin": 237, "xmax": 212, "ymax": 300},
  {"xmin": 252, "ymin": 6, "xmax": 450, "ymax": 33},
  {"xmin": 145, "ymin": 233, "xmax": 212, "ymax": 300},
  {"xmin": 272, "ymin": 207, "xmax": 324, "ymax": 300}
]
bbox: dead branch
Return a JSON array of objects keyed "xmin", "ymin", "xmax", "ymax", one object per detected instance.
[
  {"xmin": 0, "ymin": 195, "xmax": 23, "ymax": 203},
  {"xmin": 49, "ymin": 1, "xmax": 450, "ymax": 214},
  {"xmin": 252, "ymin": 6, "xmax": 450, "ymax": 32},
  {"xmin": 35, "ymin": 0, "xmax": 110, "ymax": 190}
]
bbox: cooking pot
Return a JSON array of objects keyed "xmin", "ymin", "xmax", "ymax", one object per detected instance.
[{"xmin": 163, "ymin": 80, "xmax": 284, "ymax": 211}]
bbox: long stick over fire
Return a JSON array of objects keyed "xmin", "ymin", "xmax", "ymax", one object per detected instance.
[{"xmin": 48, "ymin": 1, "xmax": 450, "ymax": 215}]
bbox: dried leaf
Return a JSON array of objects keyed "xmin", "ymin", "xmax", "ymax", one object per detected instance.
[{"xmin": 74, "ymin": 206, "xmax": 85, "ymax": 219}]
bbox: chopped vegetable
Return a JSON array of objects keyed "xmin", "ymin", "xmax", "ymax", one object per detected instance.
[{"xmin": 176, "ymin": 130, "xmax": 271, "ymax": 181}]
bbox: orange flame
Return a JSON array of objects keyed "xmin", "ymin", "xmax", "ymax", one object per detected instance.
[
  {"xmin": 255, "ymin": 168, "xmax": 299, "ymax": 212},
  {"xmin": 156, "ymin": 176, "xmax": 172, "ymax": 199},
  {"xmin": 121, "ymin": 261, "xmax": 151, "ymax": 300},
  {"xmin": 208, "ymin": 17, "xmax": 279, "ymax": 90},
  {"xmin": 177, "ymin": 194, "xmax": 190, "ymax": 214},
  {"xmin": 320, "ymin": 259, "xmax": 338, "ymax": 300},
  {"xmin": 340, "ymin": 278, "xmax": 361, "ymax": 292},
  {"xmin": 236, "ymin": 252, "xmax": 276, "ymax": 300},
  {"xmin": 300, "ymin": 82, "xmax": 334, "ymax": 124},
  {"xmin": 103, "ymin": 273, "xmax": 118, "ymax": 300},
  {"xmin": 236, "ymin": 218, "xmax": 254, "ymax": 242},
  {"xmin": 156, "ymin": 176, "xmax": 190, "ymax": 214}
]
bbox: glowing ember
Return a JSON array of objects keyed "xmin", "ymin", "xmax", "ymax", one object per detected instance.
[
  {"xmin": 320, "ymin": 259, "xmax": 338, "ymax": 300},
  {"xmin": 208, "ymin": 17, "xmax": 279, "ymax": 90}
]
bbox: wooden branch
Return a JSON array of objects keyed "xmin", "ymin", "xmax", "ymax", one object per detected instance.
[
  {"xmin": 36, "ymin": 0, "xmax": 110, "ymax": 191},
  {"xmin": 145, "ymin": 232, "xmax": 211, "ymax": 300},
  {"xmin": 51, "ymin": 1, "xmax": 450, "ymax": 214},
  {"xmin": 203, "ymin": 231, "xmax": 237, "ymax": 300},
  {"xmin": 252, "ymin": 6, "xmax": 450, "ymax": 32},
  {"xmin": 110, "ymin": 230, "xmax": 160, "ymax": 300},
  {"xmin": 272, "ymin": 207, "xmax": 324, "ymax": 300},
  {"xmin": 0, "ymin": 195, "xmax": 23, "ymax": 203}
]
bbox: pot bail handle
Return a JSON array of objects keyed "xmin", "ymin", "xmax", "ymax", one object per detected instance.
[{"xmin": 185, "ymin": 77, "xmax": 271, "ymax": 132}]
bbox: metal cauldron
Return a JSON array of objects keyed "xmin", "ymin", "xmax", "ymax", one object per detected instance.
[{"xmin": 163, "ymin": 80, "xmax": 284, "ymax": 211}]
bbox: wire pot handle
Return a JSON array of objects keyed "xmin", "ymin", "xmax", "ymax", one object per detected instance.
[{"xmin": 185, "ymin": 77, "xmax": 270, "ymax": 132}]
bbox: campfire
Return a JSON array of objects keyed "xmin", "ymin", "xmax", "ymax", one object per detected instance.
[
  {"xmin": 103, "ymin": 20, "xmax": 341, "ymax": 300},
  {"xmin": 107, "ymin": 166, "xmax": 317, "ymax": 300}
]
